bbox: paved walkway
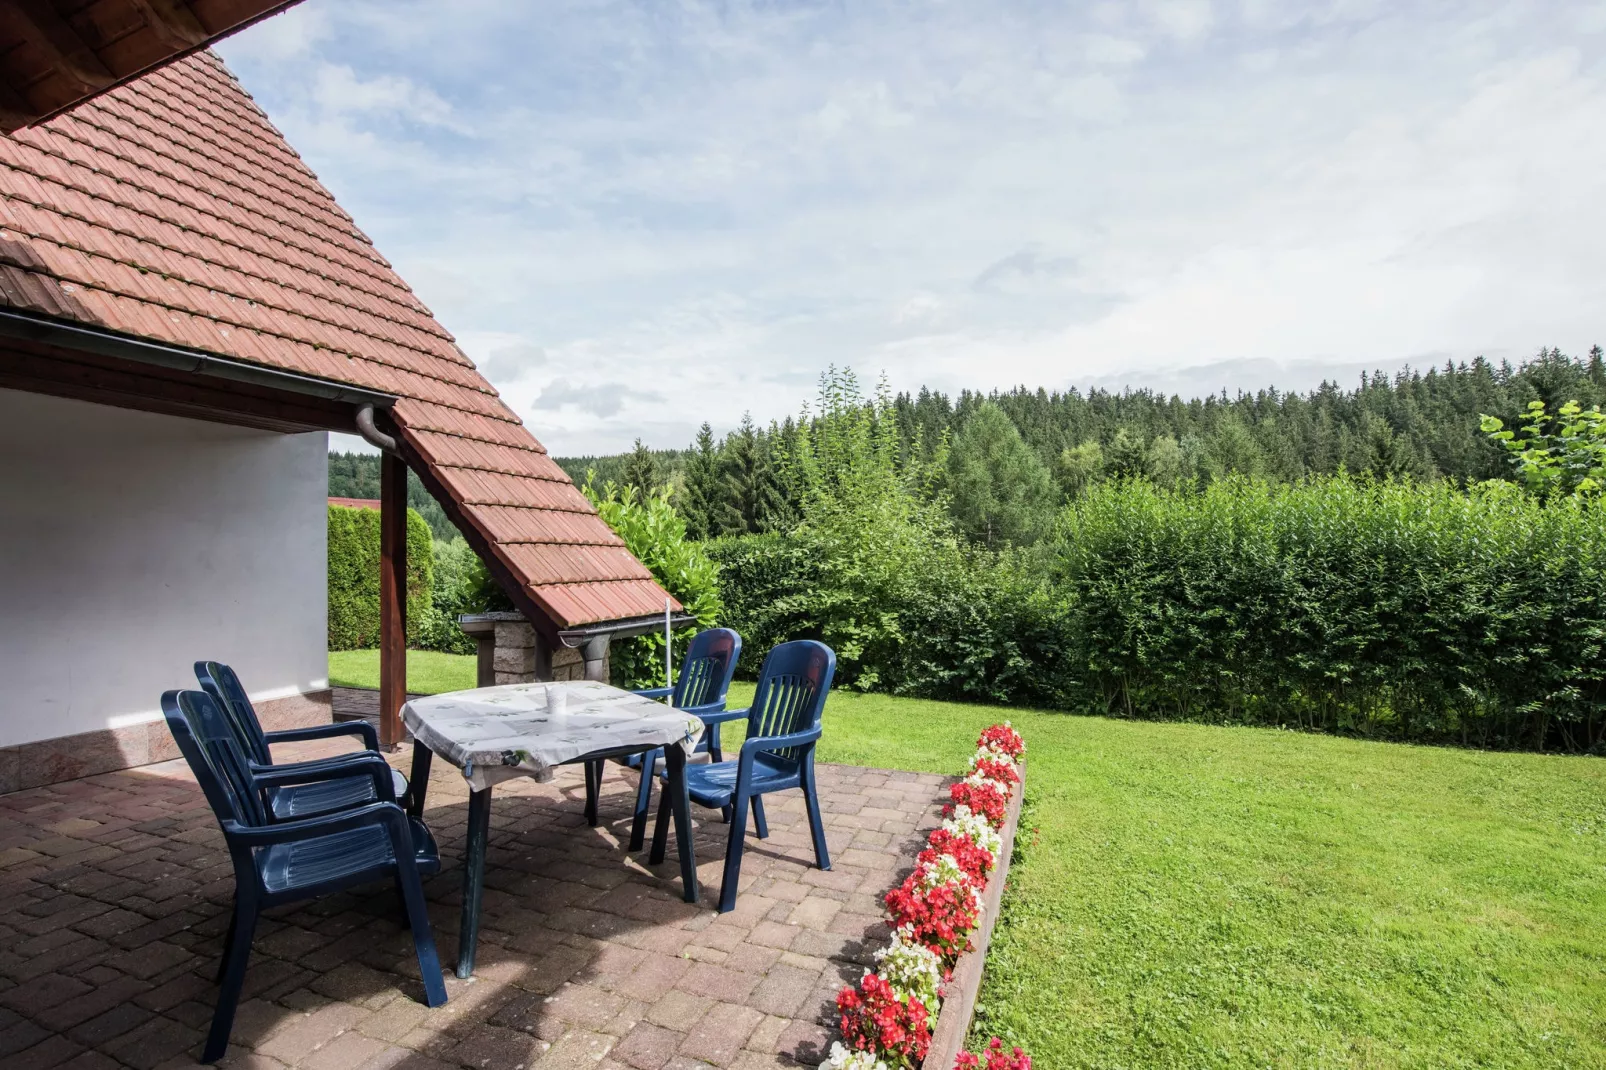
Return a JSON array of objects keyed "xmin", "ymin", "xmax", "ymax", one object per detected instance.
[
  {"xmin": 0, "ymin": 736, "xmax": 949, "ymax": 1069},
  {"xmin": 328, "ymin": 688, "xmax": 420, "ymax": 729}
]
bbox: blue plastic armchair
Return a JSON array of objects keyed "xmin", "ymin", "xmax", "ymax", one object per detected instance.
[
  {"xmin": 649, "ymin": 639, "xmax": 835, "ymax": 912},
  {"xmin": 196, "ymin": 661, "xmax": 410, "ymax": 819},
  {"xmin": 583, "ymin": 628, "xmax": 742, "ymax": 850},
  {"xmin": 162, "ymin": 689, "xmax": 447, "ymax": 1063}
]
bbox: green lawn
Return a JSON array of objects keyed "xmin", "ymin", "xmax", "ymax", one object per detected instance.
[
  {"xmin": 330, "ymin": 651, "xmax": 1606, "ymax": 1067},
  {"xmin": 327, "ymin": 648, "xmax": 477, "ymax": 695}
]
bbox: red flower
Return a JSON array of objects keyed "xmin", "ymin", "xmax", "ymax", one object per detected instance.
[
  {"xmin": 971, "ymin": 755, "xmax": 1020, "ymax": 786},
  {"xmin": 954, "ymin": 1038, "xmax": 1032, "ymax": 1069},
  {"xmin": 946, "ymin": 779, "xmax": 1008, "ymax": 827},
  {"xmin": 885, "ymin": 869, "xmax": 982, "ymax": 961},
  {"xmin": 920, "ymin": 827, "xmax": 994, "ymax": 883},
  {"xmin": 836, "ymin": 972, "xmax": 931, "ymax": 1065},
  {"xmin": 977, "ymin": 724, "xmax": 1025, "ymax": 759}
]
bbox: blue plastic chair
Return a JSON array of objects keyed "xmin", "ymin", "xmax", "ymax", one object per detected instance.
[
  {"xmin": 161, "ymin": 689, "xmax": 447, "ymax": 1063},
  {"xmin": 196, "ymin": 661, "xmax": 409, "ymax": 819},
  {"xmin": 649, "ymin": 639, "xmax": 835, "ymax": 912},
  {"xmin": 583, "ymin": 628, "xmax": 742, "ymax": 851}
]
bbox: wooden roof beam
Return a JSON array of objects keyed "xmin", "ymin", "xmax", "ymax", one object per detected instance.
[
  {"xmin": 128, "ymin": 0, "xmax": 210, "ymax": 50},
  {"xmin": 0, "ymin": 73, "xmax": 32, "ymax": 132},
  {"xmin": 1, "ymin": 0, "xmax": 115, "ymax": 94}
]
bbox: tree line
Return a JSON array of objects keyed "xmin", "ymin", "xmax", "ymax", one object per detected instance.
[{"xmin": 556, "ymin": 346, "xmax": 1606, "ymax": 550}]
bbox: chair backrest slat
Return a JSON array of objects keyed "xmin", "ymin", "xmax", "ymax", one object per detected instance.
[
  {"xmin": 196, "ymin": 661, "xmax": 271, "ymax": 765},
  {"xmin": 746, "ymin": 641, "xmax": 836, "ymax": 762},
  {"xmin": 161, "ymin": 689, "xmax": 267, "ymax": 828},
  {"xmin": 672, "ymin": 628, "xmax": 741, "ymax": 710}
]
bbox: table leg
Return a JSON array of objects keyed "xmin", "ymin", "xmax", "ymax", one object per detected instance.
[
  {"xmin": 406, "ymin": 741, "xmax": 432, "ymax": 818},
  {"xmin": 583, "ymin": 760, "xmax": 601, "ymax": 826},
  {"xmin": 664, "ymin": 744, "xmax": 699, "ymax": 905},
  {"xmin": 456, "ymin": 785, "xmax": 491, "ymax": 978}
]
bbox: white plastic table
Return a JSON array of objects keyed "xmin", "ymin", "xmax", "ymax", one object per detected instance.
[{"xmin": 401, "ymin": 680, "xmax": 705, "ymax": 977}]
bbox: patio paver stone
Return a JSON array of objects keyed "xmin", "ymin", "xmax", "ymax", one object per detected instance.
[{"xmin": 0, "ymin": 737, "xmax": 950, "ymax": 1068}]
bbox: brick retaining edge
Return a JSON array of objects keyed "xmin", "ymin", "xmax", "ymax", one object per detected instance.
[{"xmin": 921, "ymin": 761, "xmax": 1027, "ymax": 1069}]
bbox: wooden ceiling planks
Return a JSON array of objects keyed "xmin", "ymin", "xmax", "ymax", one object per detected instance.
[{"xmin": 0, "ymin": 0, "xmax": 300, "ymax": 132}]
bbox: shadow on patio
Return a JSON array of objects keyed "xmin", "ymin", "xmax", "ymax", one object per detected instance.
[{"xmin": 0, "ymin": 741, "xmax": 950, "ymax": 1070}]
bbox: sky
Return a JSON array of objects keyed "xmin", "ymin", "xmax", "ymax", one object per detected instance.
[{"xmin": 216, "ymin": 1, "xmax": 1606, "ymax": 456}]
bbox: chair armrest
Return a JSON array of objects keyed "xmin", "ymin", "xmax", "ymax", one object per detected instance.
[
  {"xmin": 223, "ymin": 801, "xmax": 409, "ymax": 847},
  {"xmin": 740, "ymin": 727, "xmax": 822, "ymax": 758},
  {"xmin": 250, "ymin": 753, "xmax": 397, "ymax": 803},
  {"xmin": 632, "ymin": 686, "xmax": 674, "ymax": 701},
  {"xmin": 248, "ymin": 751, "xmax": 382, "ymax": 780},
  {"xmin": 266, "ymin": 720, "xmax": 380, "ymax": 751},
  {"xmin": 697, "ymin": 706, "xmax": 748, "ymax": 726}
]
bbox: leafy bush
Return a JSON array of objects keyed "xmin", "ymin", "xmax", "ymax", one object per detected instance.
[
  {"xmin": 1482, "ymin": 398, "xmax": 1606, "ymax": 497},
  {"xmin": 327, "ymin": 504, "xmax": 433, "ymax": 650},
  {"xmin": 710, "ymin": 369, "xmax": 1074, "ymax": 703},
  {"xmin": 412, "ymin": 538, "xmax": 480, "ymax": 654},
  {"xmin": 582, "ymin": 477, "xmax": 722, "ymax": 689},
  {"xmin": 1055, "ymin": 476, "xmax": 1606, "ymax": 750},
  {"xmin": 713, "ymin": 459, "xmax": 1605, "ymax": 751}
]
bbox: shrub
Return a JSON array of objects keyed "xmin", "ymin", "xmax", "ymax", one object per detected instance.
[
  {"xmin": 835, "ymin": 971, "xmax": 932, "ymax": 1068},
  {"xmin": 712, "ymin": 473, "xmax": 1606, "ymax": 753},
  {"xmin": 1055, "ymin": 476, "xmax": 1606, "ymax": 750},
  {"xmin": 582, "ymin": 477, "xmax": 722, "ymax": 689},
  {"xmin": 327, "ymin": 505, "xmax": 432, "ymax": 650},
  {"xmin": 412, "ymin": 537, "xmax": 480, "ymax": 654}
]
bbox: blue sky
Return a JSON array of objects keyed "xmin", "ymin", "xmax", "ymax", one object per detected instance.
[{"xmin": 218, "ymin": 1, "xmax": 1606, "ymax": 455}]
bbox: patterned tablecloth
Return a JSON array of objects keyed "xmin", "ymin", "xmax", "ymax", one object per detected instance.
[{"xmin": 402, "ymin": 680, "xmax": 703, "ymax": 791}]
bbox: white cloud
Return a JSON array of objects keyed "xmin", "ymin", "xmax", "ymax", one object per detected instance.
[
  {"xmin": 218, "ymin": 1, "xmax": 1606, "ymax": 454},
  {"xmin": 1147, "ymin": 0, "xmax": 1215, "ymax": 41},
  {"xmin": 531, "ymin": 379, "xmax": 664, "ymax": 419},
  {"xmin": 311, "ymin": 64, "xmax": 459, "ymax": 128}
]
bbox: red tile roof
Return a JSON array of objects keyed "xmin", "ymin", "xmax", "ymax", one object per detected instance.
[
  {"xmin": 328, "ymin": 497, "xmax": 381, "ymax": 511},
  {"xmin": 0, "ymin": 51, "xmax": 676, "ymax": 631}
]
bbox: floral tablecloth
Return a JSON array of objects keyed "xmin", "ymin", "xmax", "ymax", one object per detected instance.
[{"xmin": 402, "ymin": 680, "xmax": 703, "ymax": 791}]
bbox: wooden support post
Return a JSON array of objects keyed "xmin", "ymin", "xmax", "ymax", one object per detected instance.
[{"xmin": 380, "ymin": 451, "xmax": 407, "ymax": 749}]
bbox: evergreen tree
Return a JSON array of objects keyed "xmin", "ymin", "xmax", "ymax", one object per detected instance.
[
  {"xmin": 620, "ymin": 438, "xmax": 662, "ymax": 498},
  {"xmin": 947, "ymin": 402, "xmax": 1057, "ymax": 548},
  {"xmin": 1204, "ymin": 416, "xmax": 1266, "ymax": 479},
  {"xmin": 1105, "ymin": 427, "xmax": 1147, "ymax": 478},
  {"xmin": 540, "ymin": 345, "xmax": 1606, "ymax": 531},
  {"xmin": 678, "ymin": 422, "xmax": 721, "ymax": 540},
  {"xmin": 717, "ymin": 414, "xmax": 782, "ymax": 535}
]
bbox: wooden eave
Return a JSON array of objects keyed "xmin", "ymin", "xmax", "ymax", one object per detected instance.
[{"xmin": 0, "ymin": 0, "xmax": 302, "ymax": 133}]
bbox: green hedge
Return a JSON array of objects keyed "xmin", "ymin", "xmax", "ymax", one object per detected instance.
[
  {"xmin": 327, "ymin": 505, "xmax": 434, "ymax": 650},
  {"xmin": 708, "ymin": 530, "xmax": 1075, "ymax": 707},
  {"xmin": 1059, "ymin": 477, "xmax": 1606, "ymax": 750},
  {"xmin": 711, "ymin": 477, "xmax": 1606, "ymax": 752}
]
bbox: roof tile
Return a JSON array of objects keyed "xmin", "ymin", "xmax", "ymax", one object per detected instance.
[{"xmin": 0, "ymin": 52, "xmax": 674, "ymax": 629}]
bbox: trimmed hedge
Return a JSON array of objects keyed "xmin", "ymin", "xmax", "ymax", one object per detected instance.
[
  {"xmin": 1058, "ymin": 477, "xmax": 1606, "ymax": 750},
  {"xmin": 327, "ymin": 504, "xmax": 434, "ymax": 650},
  {"xmin": 711, "ymin": 477, "xmax": 1606, "ymax": 753}
]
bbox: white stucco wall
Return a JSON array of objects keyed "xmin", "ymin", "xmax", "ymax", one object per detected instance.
[{"xmin": 0, "ymin": 388, "xmax": 328, "ymax": 748}]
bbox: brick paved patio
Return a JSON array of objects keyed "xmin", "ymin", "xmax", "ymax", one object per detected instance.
[{"xmin": 0, "ymin": 739, "xmax": 951, "ymax": 1070}]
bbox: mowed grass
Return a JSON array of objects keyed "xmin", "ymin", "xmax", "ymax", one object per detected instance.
[
  {"xmin": 328, "ymin": 654, "xmax": 1606, "ymax": 1067},
  {"xmin": 327, "ymin": 648, "xmax": 477, "ymax": 695},
  {"xmin": 746, "ymin": 686, "xmax": 1606, "ymax": 1069}
]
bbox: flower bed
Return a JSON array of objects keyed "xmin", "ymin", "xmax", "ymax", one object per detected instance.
[{"xmin": 825, "ymin": 724, "xmax": 1030, "ymax": 1070}]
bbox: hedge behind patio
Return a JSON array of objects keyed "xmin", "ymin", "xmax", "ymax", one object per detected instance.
[{"xmin": 327, "ymin": 503, "xmax": 433, "ymax": 650}]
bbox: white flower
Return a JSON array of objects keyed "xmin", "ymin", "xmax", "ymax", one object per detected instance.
[
  {"xmin": 962, "ymin": 770, "xmax": 1004, "ymax": 792},
  {"xmin": 971, "ymin": 744, "xmax": 1016, "ymax": 768},
  {"xmin": 914, "ymin": 854, "xmax": 985, "ymax": 914},
  {"xmin": 916, "ymin": 851, "xmax": 969, "ymax": 892},
  {"xmin": 873, "ymin": 928, "xmax": 944, "ymax": 1011},
  {"xmin": 942, "ymin": 806, "xmax": 1002, "ymax": 860},
  {"xmin": 822, "ymin": 1041, "xmax": 891, "ymax": 1069}
]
